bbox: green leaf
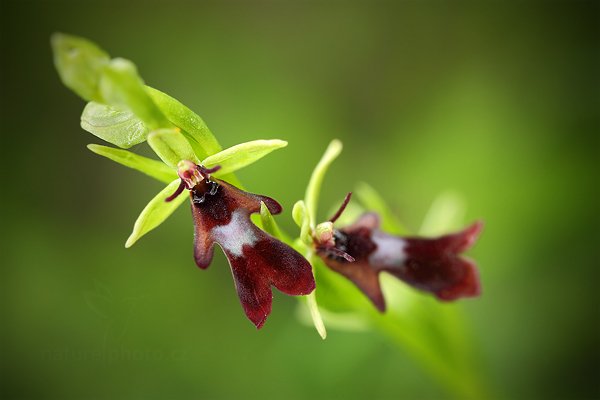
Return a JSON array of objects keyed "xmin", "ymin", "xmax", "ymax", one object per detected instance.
[
  {"xmin": 99, "ymin": 58, "xmax": 171, "ymax": 130},
  {"xmin": 292, "ymin": 200, "xmax": 312, "ymax": 246},
  {"xmin": 259, "ymin": 201, "xmax": 290, "ymax": 243},
  {"xmin": 51, "ymin": 33, "xmax": 110, "ymax": 102},
  {"xmin": 203, "ymin": 139, "xmax": 287, "ymax": 176},
  {"xmin": 51, "ymin": 34, "xmax": 224, "ymax": 160},
  {"xmin": 354, "ymin": 182, "xmax": 409, "ymax": 235},
  {"xmin": 80, "ymin": 102, "xmax": 149, "ymax": 148},
  {"xmin": 125, "ymin": 179, "xmax": 188, "ymax": 248},
  {"xmin": 87, "ymin": 144, "xmax": 177, "ymax": 184},
  {"xmin": 305, "ymin": 140, "xmax": 342, "ymax": 227},
  {"xmin": 145, "ymin": 87, "xmax": 222, "ymax": 159},
  {"xmin": 147, "ymin": 128, "xmax": 199, "ymax": 167}
]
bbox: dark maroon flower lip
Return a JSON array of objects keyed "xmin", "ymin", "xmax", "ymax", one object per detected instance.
[
  {"xmin": 399, "ymin": 220, "xmax": 483, "ymax": 301},
  {"xmin": 316, "ymin": 207, "xmax": 483, "ymax": 311},
  {"xmin": 167, "ymin": 161, "xmax": 315, "ymax": 329}
]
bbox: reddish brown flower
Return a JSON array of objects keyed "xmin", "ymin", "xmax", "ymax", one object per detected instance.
[
  {"xmin": 315, "ymin": 195, "xmax": 482, "ymax": 311},
  {"xmin": 167, "ymin": 161, "xmax": 315, "ymax": 328}
]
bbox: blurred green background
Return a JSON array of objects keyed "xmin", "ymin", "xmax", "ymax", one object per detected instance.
[{"xmin": 1, "ymin": 1, "xmax": 598, "ymax": 399}]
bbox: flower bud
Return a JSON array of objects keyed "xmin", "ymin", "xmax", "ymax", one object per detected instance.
[{"xmin": 314, "ymin": 221, "xmax": 335, "ymax": 247}]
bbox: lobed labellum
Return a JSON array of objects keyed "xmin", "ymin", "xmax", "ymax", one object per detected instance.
[
  {"xmin": 186, "ymin": 174, "xmax": 315, "ymax": 328},
  {"xmin": 317, "ymin": 212, "xmax": 482, "ymax": 311}
]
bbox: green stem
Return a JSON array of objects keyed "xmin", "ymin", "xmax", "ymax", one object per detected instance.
[{"xmin": 368, "ymin": 311, "xmax": 489, "ymax": 400}]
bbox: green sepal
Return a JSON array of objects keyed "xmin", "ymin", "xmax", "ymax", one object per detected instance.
[
  {"xmin": 51, "ymin": 33, "xmax": 110, "ymax": 102},
  {"xmin": 259, "ymin": 201, "xmax": 290, "ymax": 243},
  {"xmin": 99, "ymin": 58, "xmax": 171, "ymax": 131},
  {"xmin": 290, "ymin": 241, "xmax": 327, "ymax": 340},
  {"xmin": 125, "ymin": 179, "xmax": 188, "ymax": 248},
  {"xmin": 292, "ymin": 200, "xmax": 312, "ymax": 246},
  {"xmin": 145, "ymin": 87, "xmax": 221, "ymax": 159},
  {"xmin": 80, "ymin": 102, "xmax": 149, "ymax": 148},
  {"xmin": 304, "ymin": 139, "xmax": 343, "ymax": 227},
  {"xmin": 354, "ymin": 182, "xmax": 408, "ymax": 235},
  {"xmin": 296, "ymin": 300, "xmax": 369, "ymax": 332},
  {"xmin": 87, "ymin": 144, "xmax": 177, "ymax": 184},
  {"xmin": 306, "ymin": 290, "xmax": 327, "ymax": 340},
  {"xmin": 147, "ymin": 128, "xmax": 199, "ymax": 167},
  {"xmin": 203, "ymin": 139, "xmax": 287, "ymax": 176},
  {"xmin": 418, "ymin": 191, "xmax": 466, "ymax": 236}
]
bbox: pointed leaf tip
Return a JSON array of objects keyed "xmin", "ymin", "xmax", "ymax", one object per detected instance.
[
  {"xmin": 307, "ymin": 289, "xmax": 327, "ymax": 339},
  {"xmin": 203, "ymin": 139, "xmax": 288, "ymax": 176},
  {"xmin": 259, "ymin": 201, "xmax": 288, "ymax": 241},
  {"xmin": 51, "ymin": 33, "xmax": 110, "ymax": 102},
  {"xmin": 125, "ymin": 179, "xmax": 188, "ymax": 247},
  {"xmin": 305, "ymin": 139, "xmax": 343, "ymax": 226},
  {"xmin": 292, "ymin": 200, "xmax": 312, "ymax": 246}
]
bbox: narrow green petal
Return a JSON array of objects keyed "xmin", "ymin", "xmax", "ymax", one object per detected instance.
[
  {"xmin": 147, "ymin": 128, "xmax": 199, "ymax": 167},
  {"xmin": 292, "ymin": 200, "xmax": 312, "ymax": 246},
  {"xmin": 87, "ymin": 144, "xmax": 176, "ymax": 184},
  {"xmin": 203, "ymin": 139, "xmax": 287, "ymax": 176},
  {"xmin": 306, "ymin": 290, "xmax": 327, "ymax": 339},
  {"xmin": 99, "ymin": 58, "xmax": 171, "ymax": 131},
  {"xmin": 259, "ymin": 201, "xmax": 290, "ymax": 243},
  {"xmin": 296, "ymin": 249, "xmax": 327, "ymax": 339},
  {"xmin": 304, "ymin": 139, "xmax": 343, "ymax": 227},
  {"xmin": 296, "ymin": 302, "xmax": 368, "ymax": 332},
  {"xmin": 354, "ymin": 182, "xmax": 408, "ymax": 235},
  {"xmin": 145, "ymin": 86, "xmax": 222, "ymax": 159},
  {"xmin": 80, "ymin": 102, "xmax": 149, "ymax": 148},
  {"xmin": 125, "ymin": 179, "xmax": 188, "ymax": 248},
  {"xmin": 51, "ymin": 33, "xmax": 109, "ymax": 102}
]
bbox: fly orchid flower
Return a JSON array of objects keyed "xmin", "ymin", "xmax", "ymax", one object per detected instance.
[
  {"xmin": 166, "ymin": 160, "xmax": 315, "ymax": 328},
  {"xmin": 314, "ymin": 193, "xmax": 482, "ymax": 311},
  {"xmin": 52, "ymin": 33, "xmax": 317, "ymax": 330}
]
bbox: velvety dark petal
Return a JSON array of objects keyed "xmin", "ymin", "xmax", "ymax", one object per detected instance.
[
  {"xmin": 321, "ymin": 257, "xmax": 386, "ymax": 311},
  {"xmin": 443, "ymin": 221, "xmax": 483, "ymax": 253},
  {"xmin": 223, "ymin": 234, "xmax": 315, "ymax": 328},
  {"xmin": 435, "ymin": 258, "xmax": 480, "ymax": 300},
  {"xmin": 189, "ymin": 176, "xmax": 315, "ymax": 328},
  {"xmin": 216, "ymin": 179, "xmax": 282, "ymax": 216},
  {"xmin": 251, "ymin": 237, "xmax": 315, "ymax": 296},
  {"xmin": 317, "ymin": 214, "xmax": 483, "ymax": 309},
  {"xmin": 191, "ymin": 202, "xmax": 215, "ymax": 269},
  {"xmin": 225, "ymin": 247, "xmax": 273, "ymax": 329},
  {"xmin": 398, "ymin": 221, "xmax": 483, "ymax": 301},
  {"xmin": 317, "ymin": 217, "xmax": 387, "ymax": 311}
]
